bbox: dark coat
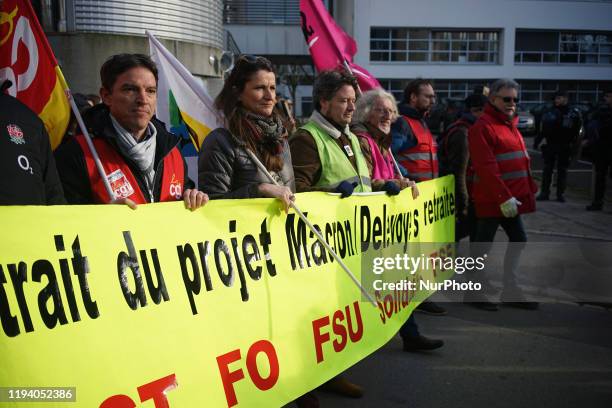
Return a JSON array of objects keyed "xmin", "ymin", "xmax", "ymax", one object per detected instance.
[
  {"xmin": 0, "ymin": 92, "xmax": 65, "ymax": 205},
  {"xmin": 198, "ymin": 128, "xmax": 295, "ymax": 199},
  {"xmin": 439, "ymin": 112, "xmax": 478, "ymax": 217}
]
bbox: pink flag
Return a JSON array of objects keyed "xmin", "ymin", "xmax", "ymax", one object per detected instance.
[{"xmin": 300, "ymin": 0, "xmax": 381, "ymax": 92}]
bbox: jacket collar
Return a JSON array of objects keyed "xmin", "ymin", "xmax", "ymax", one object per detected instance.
[
  {"xmin": 309, "ymin": 110, "xmax": 350, "ymax": 139},
  {"xmin": 460, "ymin": 111, "xmax": 478, "ymax": 125},
  {"xmin": 483, "ymin": 102, "xmax": 519, "ymax": 127},
  {"xmin": 398, "ymin": 103, "xmax": 423, "ymax": 119}
]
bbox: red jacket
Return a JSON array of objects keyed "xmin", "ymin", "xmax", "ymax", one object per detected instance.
[
  {"xmin": 397, "ymin": 116, "xmax": 439, "ymax": 181},
  {"xmin": 468, "ymin": 104, "xmax": 537, "ymax": 217},
  {"xmin": 75, "ymin": 135, "xmax": 185, "ymax": 204}
]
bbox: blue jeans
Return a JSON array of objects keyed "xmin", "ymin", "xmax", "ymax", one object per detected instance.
[
  {"xmin": 473, "ymin": 215, "xmax": 527, "ymax": 289},
  {"xmin": 399, "ymin": 314, "xmax": 419, "ymax": 339}
]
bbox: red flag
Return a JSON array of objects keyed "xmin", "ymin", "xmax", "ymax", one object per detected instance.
[
  {"xmin": 1, "ymin": 0, "xmax": 70, "ymax": 149},
  {"xmin": 300, "ymin": 0, "xmax": 381, "ymax": 92}
]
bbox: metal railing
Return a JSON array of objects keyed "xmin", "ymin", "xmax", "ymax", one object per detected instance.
[
  {"xmin": 223, "ymin": 0, "xmax": 300, "ymax": 25},
  {"xmin": 515, "ymin": 51, "xmax": 612, "ymax": 64}
]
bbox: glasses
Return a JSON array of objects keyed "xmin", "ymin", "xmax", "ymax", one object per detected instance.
[
  {"xmin": 372, "ymin": 107, "xmax": 395, "ymax": 116},
  {"xmin": 237, "ymin": 54, "xmax": 268, "ymax": 64},
  {"xmin": 500, "ymin": 96, "xmax": 519, "ymax": 104}
]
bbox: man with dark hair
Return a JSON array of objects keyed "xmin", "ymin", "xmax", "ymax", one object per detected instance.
[
  {"xmin": 0, "ymin": 80, "xmax": 65, "ymax": 205},
  {"xmin": 439, "ymin": 93, "xmax": 488, "ymax": 241},
  {"xmin": 290, "ymin": 69, "xmax": 371, "ymax": 197},
  {"xmin": 391, "ymin": 78, "xmax": 446, "ymax": 316},
  {"xmin": 55, "ymin": 53, "xmax": 207, "ymax": 209},
  {"xmin": 535, "ymin": 90, "xmax": 582, "ymax": 202},
  {"xmin": 289, "ymin": 70, "xmax": 369, "ymax": 400},
  {"xmin": 468, "ymin": 79, "xmax": 538, "ymax": 310},
  {"xmin": 585, "ymin": 89, "xmax": 612, "ymax": 211},
  {"xmin": 392, "ymin": 78, "xmax": 439, "ymax": 182}
]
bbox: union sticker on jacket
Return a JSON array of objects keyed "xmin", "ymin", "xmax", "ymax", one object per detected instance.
[
  {"xmin": 108, "ymin": 169, "xmax": 135, "ymax": 199},
  {"xmin": 343, "ymin": 144, "xmax": 354, "ymax": 157}
]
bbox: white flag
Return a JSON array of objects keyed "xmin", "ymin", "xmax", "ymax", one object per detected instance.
[{"xmin": 148, "ymin": 31, "xmax": 223, "ymax": 151}]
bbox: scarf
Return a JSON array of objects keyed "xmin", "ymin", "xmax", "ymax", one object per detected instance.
[
  {"xmin": 110, "ymin": 115, "xmax": 157, "ymax": 196},
  {"xmin": 242, "ymin": 110, "xmax": 286, "ymax": 156},
  {"xmin": 309, "ymin": 110, "xmax": 351, "ymax": 139}
]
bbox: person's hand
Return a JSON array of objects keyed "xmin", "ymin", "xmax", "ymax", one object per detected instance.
[
  {"xmin": 183, "ymin": 189, "xmax": 209, "ymax": 211},
  {"xmin": 407, "ymin": 179, "xmax": 419, "ymax": 199},
  {"xmin": 399, "ymin": 178, "xmax": 419, "ymax": 199},
  {"xmin": 382, "ymin": 181, "xmax": 401, "ymax": 196},
  {"xmin": 335, "ymin": 181, "xmax": 357, "ymax": 198},
  {"xmin": 110, "ymin": 197, "xmax": 138, "ymax": 210},
  {"xmin": 500, "ymin": 197, "xmax": 522, "ymax": 218},
  {"xmin": 258, "ymin": 183, "xmax": 295, "ymax": 213}
]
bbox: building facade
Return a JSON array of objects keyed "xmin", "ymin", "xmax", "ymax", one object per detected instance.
[
  {"xmin": 351, "ymin": 0, "xmax": 612, "ymax": 109},
  {"xmin": 34, "ymin": 0, "xmax": 224, "ymax": 94},
  {"xmin": 224, "ymin": 0, "xmax": 612, "ymax": 116}
]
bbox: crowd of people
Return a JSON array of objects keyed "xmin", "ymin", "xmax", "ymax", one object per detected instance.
[{"xmin": 1, "ymin": 52, "xmax": 611, "ymax": 407}]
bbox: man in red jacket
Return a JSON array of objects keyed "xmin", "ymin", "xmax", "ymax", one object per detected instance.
[
  {"xmin": 467, "ymin": 79, "xmax": 538, "ymax": 310},
  {"xmin": 55, "ymin": 54, "xmax": 208, "ymax": 210}
]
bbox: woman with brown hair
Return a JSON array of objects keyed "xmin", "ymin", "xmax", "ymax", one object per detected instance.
[
  {"xmin": 198, "ymin": 55, "xmax": 295, "ymax": 212},
  {"xmin": 199, "ymin": 55, "xmax": 318, "ymax": 408}
]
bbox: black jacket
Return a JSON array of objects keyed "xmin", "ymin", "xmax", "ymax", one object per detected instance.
[
  {"xmin": 54, "ymin": 104, "xmax": 193, "ymax": 204},
  {"xmin": 439, "ymin": 112, "xmax": 477, "ymax": 217},
  {"xmin": 538, "ymin": 104, "xmax": 582, "ymax": 146},
  {"xmin": 198, "ymin": 128, "xmax": 295, "ymax": 199},
  {"xmin": 0, "ymin": 91, "xmax": 65, "ymax": 205}
]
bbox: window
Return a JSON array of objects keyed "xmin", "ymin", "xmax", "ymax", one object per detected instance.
[
  {"xmin": 515, "ymin": 30, "xmax": 612, "ymax": 65},
  {"xmin": 370, "ymin": 28, "xmax": 500, "ymax": 64},
  {"xmin": 223, "ymin": 0, "xmax": 300, "ymax": 25},
  {"xmin": 516, "ymin": 80, "xmax": 612, "ymax": 110},
  {"xmin": 379, "ymin": 79, "xmax": 490, "ymax": 103},
  {"xmin": 380, "ymin": 79, "xmax": 612, "ymax": 111}
]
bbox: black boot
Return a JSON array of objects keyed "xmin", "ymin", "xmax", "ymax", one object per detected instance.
[{"xmin": 403, "ymin": 335, "xmax": 444, "ymax": 351}]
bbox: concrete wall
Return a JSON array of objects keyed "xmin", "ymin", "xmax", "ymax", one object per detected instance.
[{"xmin": 49, "ymin": 33, "xmax": 222, "ymax": 94}]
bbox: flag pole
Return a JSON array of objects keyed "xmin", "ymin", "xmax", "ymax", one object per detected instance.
[
  {"xmin": 342, "ymin": 59, "xmax": 363, "ymax": 96},
  {"xmin": 244, "ymin": 150, "xmax": 377, "ymax": 306},
  {"xmin": 57, "ymin": 72, "xmax": 115, "ymax": 200}
]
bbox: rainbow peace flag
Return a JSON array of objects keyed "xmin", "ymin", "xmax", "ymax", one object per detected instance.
[{"xmin": 148, "ymin": 31, "xmax": 223, "ymax": 153}]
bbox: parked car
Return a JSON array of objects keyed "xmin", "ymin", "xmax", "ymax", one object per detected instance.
[{"xmin": 517, "ymin": 104, "xmax": 536, "ymax": 136}]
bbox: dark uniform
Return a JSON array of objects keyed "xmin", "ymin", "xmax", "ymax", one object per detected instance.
[
  {"xmin": 586, "ymin": 100, "xmax": 612, "ymax": 210},
  {"xmin": 0, "ymin": 81, "xmax": 65, "ymax": 205},
  {"xmin": 535, "ymin": 101, "xmax": 582, "ymax": 201}
]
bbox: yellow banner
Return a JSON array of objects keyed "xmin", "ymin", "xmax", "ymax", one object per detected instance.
[{"xmin": 0, "ymin": 176, "xmax": 455, "ymax": 407}]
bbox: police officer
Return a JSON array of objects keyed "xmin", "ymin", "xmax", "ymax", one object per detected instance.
[
  {"xmin": 0, "ymin": 80, "xmax": 65, "ymax": 205},
  {"xmin": 535, "ymin": 90, "xmax": 582, "ymax": 202},
  {"xmin": 585, "ymin": 88, "xmax": 612, "ymax": 211}
]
